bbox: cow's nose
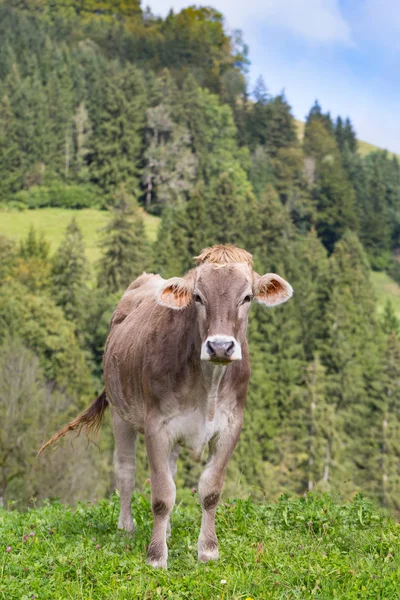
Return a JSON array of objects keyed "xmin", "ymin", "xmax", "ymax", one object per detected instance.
[{"xmin": 206, "ymin": 340, "xmax": 235, "ymax": 359}]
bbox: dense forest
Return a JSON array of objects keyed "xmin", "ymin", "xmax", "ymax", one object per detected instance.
[{"xmin": 1, "ymin": 0, "xmax": 400, "ymax": 512}]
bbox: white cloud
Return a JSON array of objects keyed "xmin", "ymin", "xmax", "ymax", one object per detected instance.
[{"xmin": 147, "ymin": 0, "xmax": 352, "ymax": 45}]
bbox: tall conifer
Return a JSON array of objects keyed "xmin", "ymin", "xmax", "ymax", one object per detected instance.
[{"xmin": 97, "ymin": 187, "xmax": 150, "ymax": 292}]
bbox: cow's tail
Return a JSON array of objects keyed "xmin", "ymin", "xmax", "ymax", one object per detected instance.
[{"xmin": 37, "ymin": 390, "xmax": 108, "ymax": 456}]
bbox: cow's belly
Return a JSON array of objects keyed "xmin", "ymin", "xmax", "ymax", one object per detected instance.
[{"xmin": 166, "ymin": 408, "xmax": 228, "ymax": 461}]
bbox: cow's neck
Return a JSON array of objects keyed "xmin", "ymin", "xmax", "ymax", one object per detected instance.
[{"xmin": 200, "ymin": 362, "xmax": 227, "ymax": 421}]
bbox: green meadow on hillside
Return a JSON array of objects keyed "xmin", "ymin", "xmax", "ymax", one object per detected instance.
[
  {"xmin": 1, "ymin": 492, "xmax": 399, "ymax": 599},
  {"xmin": 0, "ymin": 208, "xmax": 160, "ymax": 263},
  {"xmin": 3, "ymin": 207, "xmax": 400, "ymax": 316},
  {"xmin": 295, "ymin": 120, "xmax": 399, "ymax": 159},
  {"xmin": 371, "ymin": 271, "xmax": 400, "ymax": 319}
]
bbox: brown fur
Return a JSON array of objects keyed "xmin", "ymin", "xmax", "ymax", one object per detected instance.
[
  {"xmin": 37, "ymin": 390, "xmax": 108, "ymax": 456},
  {"xmin": 195, "ymin": 244, "xmax": 253, "ymax": 267}
]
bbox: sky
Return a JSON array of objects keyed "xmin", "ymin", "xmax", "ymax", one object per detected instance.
[{"xmin": 147, "ymin": 0, "xmax": 400, "ymax": 153}]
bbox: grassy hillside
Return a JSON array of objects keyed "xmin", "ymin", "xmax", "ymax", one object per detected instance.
[
  {"xmin": 1, "ymin": 492, "xmax": 398, "ymax": 599},
  {"xmin": 295, "ymin": 120, "xmax": 399, "ymax": 159},
  {"xmin": 371, "ymin": 271, "xmax": 400, "ymax": 319},
  {"xmin": 2, "ymin": 208, "xmax": 400, "ymax": 317},
  {"xmin": 0, "ymin": 208, "xmax": 160, "ymax": 263}
]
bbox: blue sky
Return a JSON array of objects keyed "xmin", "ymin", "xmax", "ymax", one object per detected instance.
[{"xmin": 147, "ymin": 0, "xmax": 400, "ymax": 153}]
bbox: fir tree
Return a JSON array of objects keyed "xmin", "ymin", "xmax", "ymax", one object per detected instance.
[
  {"xmin": 266, "ymin": 93, "xmax": 298, "ymax": 156},
  {"xmin": 0, "ymin": 94, "xmax": 22, "ymax": 198},
  {"xmin": 381, "ymin": 300, "xmax": 400, "ymax": 337},
  {"xmin": 380, "ymin": 332, "xmax": 400, "ymax": 508},
  {"xmin": 304, "ymin": 119, "xmax": 357, "ymax": 252},
  {"xmin": 306, "ymin": 100, "xmax": 334, "ymax": 134},
  {"xmin": 153, "ymin": 204, "xmax": 190, "ymax": 277},
  {"xmin": 321, "ymin": 232, "xmax": 384, "ymax": 498},
  {"xmin": 90, "ymin": 64, "xmax": 147, "ymax": 195},
  {"xmin": 97, "ymin": 187, "xmax": 150, "ymax": 292},
  {"xmin": 15, "ymin": 227, "xmax": 50, "ymax": 292},
  {"xmin": 359, "ymin": 160, "xmax": 391, "ymax": 268},
  {"xmin": 50, "ymin": 219, "xmax": 90, "ymax": 328}
]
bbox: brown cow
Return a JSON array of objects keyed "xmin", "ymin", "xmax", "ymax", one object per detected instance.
[{"xmin": 39, "ymin": 244, "xmax": 293, "ymax": 568}]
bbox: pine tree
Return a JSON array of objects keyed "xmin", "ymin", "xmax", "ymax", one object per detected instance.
[
  {"xmin": 97, "ymin": 187, "xmax": 150, "ymax": 292},
  {"xmin": 359, "ymin": 160, "xmax": 390, "ymax": 268},
  {"xmin": 343, "ymin": 118, "xmax": 357, "ymax": 153},
  {"xmin": 304, "ymin": 119, "xmax": 357, "ymax": 252},
  {"xmin": 180, "ymin": 77, "xmax": 240, "ymax": 183},
  {"xmin": 321, "ymin": 232, "xmax": 384, "ymax": 498},
  {"xmin": 153, "ymin": 204, "xmax": 191, "ymax": 277},
  {"xmin": 253, "ymin": 75, "xmax": 269, "ymax": 105},
  {"xmin": 381, "ymin": 300, "xmax": 400, "ymax": 337},
  {"xmin": 15, "ymin": 227, "xmax": 50, "ymax": 292},
  {"xmin": 90, "ymin": 64, "xmax": 147, "ymax": 195},
  {"xmin": 266, "ymin": 93, "xmax": 298, "ymax": 156},
  {"xmin": 380, "ymin": 332, "xmax": 400, "ymax": 509},
  {"xmin": 0, "ymin": 94, "xmax": 22, "ymax": 199},
  {"xmin": 246, "ymin": 76, "xmax": 270, "ymax": 151},
  {"xmin": 249, "ymin": 146, "xmax": 273, "ymax": 199},
  {"xmin": 19, "ymin": 226, "xmax": 50, "ymax": 260},
  {"xmin": 254, "ymin": 184, "xmax": 293, "ymax": 258},
  {"xmin": 0, "ymin": 236, "xmax": 17, "ymax": 285},
  {"xmin": 334, "ymin": 116, "xmax": 357, "ymax": 155},
  {"xmin": 287, "ymin": 230, "xmax": 330, "ymax": 362},
  {"xmin": 50, "ymin": 219, "xmax": 90, "ymax": 328},
  {"xmin": 306, "ymin": 100, "xmax": 334, "ymax": 135},
  {"xmin": 238, "ymin": 276, "xmax": 306, "ymax": 499},
  {"xmin": 207, "ymin": 169, "xmax": 258, "ymax": 249},
  {"xmin": 271, "ymin": 146, "xmax": 314, "ymax": 231},
  {"xmin": 185, "ymin": 184, "xmax": 212, "ymax": 258}
]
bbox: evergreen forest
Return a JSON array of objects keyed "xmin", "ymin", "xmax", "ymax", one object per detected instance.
[{"xmin": 2, "ymin": 0, "xmax": 400, "ymax": 514}]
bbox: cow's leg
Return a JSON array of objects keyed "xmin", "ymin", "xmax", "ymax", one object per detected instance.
[
  {"xmin": 197, "ymin": 416, "xmax": 243, "ymax": 562},
  {"xmin": 111, "ymin": 408, "xmax": 137, "ymax": 533},
  {"xmin": 166, "ymin": 444, "xmax": 181, "ymax": 538},
  {"xmin": 145, "ymin": 429, "xmax": 176, "ymax": 569}
]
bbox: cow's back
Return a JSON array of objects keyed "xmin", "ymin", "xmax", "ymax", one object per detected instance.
[{"xmin": 103, "ymin": 273, "xmax": 199, "ymax": 427}]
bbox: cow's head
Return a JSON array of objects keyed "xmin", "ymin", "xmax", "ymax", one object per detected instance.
[{"xmin": 156, "ymin": 245, "xmax": 293, "ymax": 364}]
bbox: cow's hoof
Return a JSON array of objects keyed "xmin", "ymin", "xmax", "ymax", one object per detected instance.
[
  {"xmin": 147, "ymin": 541, "xmax": 168, "ymax": 569},
  {"xmin": 198, "ymin": 547, "xmax": 220, "ymax": 562},
  {"xmin": 118, "ymin": 518, "xmax": 135, "ymax": 534},
  {"xmin": 146, "ymin": 556, "xmax": 168, "ymax": 569}
]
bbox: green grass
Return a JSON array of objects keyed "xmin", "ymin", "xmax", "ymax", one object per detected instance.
[
  {"xmin": 1, "ymin": 492, "xmax": 399, "ymax": 599},
  {"xmin": 371, "ymin": 271, "xmax": 400, "ymax": 319},
  {"xmin": 357, "ymin": 139, "xmax": 399, "ymax": 160},
  {"xmin": 0, "ymin": 208, "xmax": 160, "ymax": 263}
]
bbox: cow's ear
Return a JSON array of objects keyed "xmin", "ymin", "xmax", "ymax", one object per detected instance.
[
  {"xmin": 157, "ymin": 277, "xmax": 193, "ymax": 310},
  {"xmin": 254, "ymin": 273, "xmax": 293, "ymax": 307}
]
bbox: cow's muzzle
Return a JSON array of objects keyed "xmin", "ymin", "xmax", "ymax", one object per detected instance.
[{"xmin": 201, "ymin": 335, "xmax": 242, "ymax": 363}]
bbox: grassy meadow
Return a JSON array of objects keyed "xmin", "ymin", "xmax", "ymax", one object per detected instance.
[
  {"xmin": 371, "ymin": 271, "xmax": 400, "ymax": 319},
  {"xmin": 295, "ymin": 120, "xmax": 400, "ymax": 159},
  {"xmin": 1, "ymin": 492, "xmax": 399, "ymax": 599},
  {"xmin": 0, "ymin": 208, "xmax": 160, "ymax": 263}
]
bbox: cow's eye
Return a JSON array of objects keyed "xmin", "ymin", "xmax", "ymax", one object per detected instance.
[
  {"xmin": 194, "ymin": 294, "xmax": 203, "ymax": 305},
  {"xmin": 242, "ymin": 295, "xmax": 253, "ymax": 304}
]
